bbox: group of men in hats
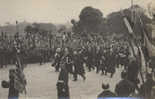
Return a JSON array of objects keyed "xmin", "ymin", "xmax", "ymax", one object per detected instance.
[{"xmin": 98, "ymin": 71, "xmax": 155, "ymax": 99}]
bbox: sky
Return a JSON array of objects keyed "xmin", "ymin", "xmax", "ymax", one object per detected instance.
[{"xmin": 0, "ymin": 0, "xmax": 154, "ymax": 25}]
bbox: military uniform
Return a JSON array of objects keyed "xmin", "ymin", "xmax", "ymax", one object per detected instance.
[
  {"xmin": 57, "ymin": 63, "xmax": 70, "ymax": 99},
  {"xmin": 115, "ymin": 72, "xmax": 135, "ymax": 97},
  {"xmin": 106, "ymin": 51, "xmax": 116, "ymax": 78},
  {"xmin": 53, "ymin": 51, "xmax": 62, "ymax": 72},
  {"xmin": 140, "ymin": 74, "xmax": 155, "ymax": 99},
  {"xmin": 2, "ymin": 69, "xmax": 19, "ymax": 99},
  {"xmin": 95, "ymin": 47, "xmax": 102, "ymax": 73},
  {"xmin": 127, "ymin": 60, "xmax": 140, "ymax": 92},
  {"xmin": 73, "ymin": 51, "xmax": 86, "ymax": 81}
]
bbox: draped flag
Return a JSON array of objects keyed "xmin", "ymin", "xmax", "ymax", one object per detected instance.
[
  {"xmin": 122, "ymin": 11, "xmax": 145, "ymax": 83},
  {"xmin": 138, "ymin": 15, "xmax": 155, "ymax": 58},
  {"xmin": 123, "ymin": 15, "xmax": 139, "ymax": 57},
  {"xmin": 138, "ymin": 46, "xmax": 147, "ymax": 73},
  {"xmin": 144, "ymin": 32, "xmax": 155, "ymax": 57},
  {"xmin": 13, "ymin": 39, "xmax": 27, "ymax": 94},
  {"xmin": 123, "ymin": 17, "xmax": 134, "ymax": 34}
]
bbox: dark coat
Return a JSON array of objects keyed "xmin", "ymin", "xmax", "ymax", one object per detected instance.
[
  {"xmin": 140, "ymin": 79, "xmax": 155, "ymax": 99},
  {"xmin": 57, "ymin": 68, "xmax": 70, "ymax": 99},
  {"xmin": 58, "ymin": 68, "xmax": 69, "ymax": 85},
  {"xmin": 56, "ymin": 82, "xmax": 70, "ymax": 99},
  {"xmin": 127, "ymin": 61, "xmax": 139, "ymax": 84},
  {"xmin": 73, "ymin": 54, "xmax": 85, "ymax": 74},
  {"xmin": 115, "ymin": 79, "xmax": 135, "ymax": 97},
  {"xmin": 8, "ymin": 76, "xmax": 19, "ymax": 99}
]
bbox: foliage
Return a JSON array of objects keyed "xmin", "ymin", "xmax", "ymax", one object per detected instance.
[{"xmin": 72, "ymin": 6, "xmax": 106, "ymax": 34}]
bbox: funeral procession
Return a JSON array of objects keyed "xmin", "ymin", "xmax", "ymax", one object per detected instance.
[{"xmin": 1, "ymin": 0, "xmax": 155, "ymax": 99}]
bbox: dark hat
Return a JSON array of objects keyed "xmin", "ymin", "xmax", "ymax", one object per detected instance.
[
  {"xmin": 121, "ymin": 71, "xmax": 127, "ymax": 79},
  {"xmin": 102, "ymin": 83, "xmax": 109, "ymax": 89},
  {"xmin": 1, "ymin": 80, "xmax": 9, "ymax": 88},
  {"xmin": 9, "ymin": 69, "xmax": 16, "ymax": 74}
]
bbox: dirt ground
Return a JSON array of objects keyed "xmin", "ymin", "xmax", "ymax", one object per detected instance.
[{"xmin": 0, "ymin": 63, "xmax": 123, "ymax": 99}]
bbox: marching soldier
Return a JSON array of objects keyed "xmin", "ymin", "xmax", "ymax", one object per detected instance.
[
  {"xmin": 100, "ymin": 49, "xmax": 107, "ymax": 75},
  {"xmin": 52, "ymin": 48, "xmax": 62, "ymax": 72},
  {"xmin": 63, "ymin": 48, "xmax": 73, "ymax": 74},
  {"xmin": 115, "ymin": 71, "xmax": 135, "ymax": 97},
  {"xmin": 127, "ymin": 57, "xmax": 140, "ymax": 92},
  {"xmin": 86, "ymin": 46, "xmax": 94, "ymax": 72},
  {"xmin": 56, "ymin": 54, "xmax": 70, "ymax": 99},
  {"xmin": 72, "ymin": 50, "xmax": 86, "ymax": 81},
  {"xmin": 140, "ymin": 73, "xmax": 155, "ymax": 99},
  {"xmin": 106, "ymin": 49, "xmax": 116, "ymax": 78},
  {"xmin": 0, "ymin": 48, "xmax": 5, "ymax": 68},
  {"xmin": 2, "ymin": 69, "xmax": 19, "ymax": 99},
  {"xmin": 149, "ymin": 57, "xmax": 155, "ymax": 76},
  {"xmin": 95, "ymin": 46, "xmax": 102, "ymax": 74}
]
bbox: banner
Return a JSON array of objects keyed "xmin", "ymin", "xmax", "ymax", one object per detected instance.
[
  {"xmin": 123, "ymin": 17, "xmax": 134, "ymax": 34},
  {"xmin": 144, "ymin": 33, "xmax": 155, "ymax": 57}
]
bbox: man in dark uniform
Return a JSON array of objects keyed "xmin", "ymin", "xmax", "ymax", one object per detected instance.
[
  {"xmin": 119, "ymin": 46, "xmax": 129, "ymax": 70},
  {"xmin": 149, "ymin": 57, "xmax": 155, "ymax": 76},
  {"xmin": 0, "ymin": 48, "xmax": 4, "ymax": 68},
  {"xmin": 86, "ymin": 45, "xmax": 94, "ymax": 72},
  {"xmin": 97, "ymin": 83, "xmax": 116, "ymax": 99},
  {"xmin": 100, "ymin": 55, "xmax": 106, "ymax": 75},
  {"xmin": 95, "ymin": 46, "xmax": 102, "ymax": 74},
  {"xmin": 63, "ymin": 48, "xmax": 73, "ymax": 74},
  {"xmin": 140, "ymin": 73, "xmax": 155, "ymax": 99},
  {"xmin": 1, "ymin": 69, "xmax": 19, "ymax": 99},
  {"xmin": 115, "ymin": 71, "xmax": 135, "ymax": 97},
  {"xmin": 72, "ymin": 50, "xmax": 86, "ymax": 81},
  {"xmin": 52, "ymin": 48, "xmax": 62, "ymax": 72},
  {"xmin": 56, "ymin": 56, "xmax": 70, "ymax": 99},
  {"xmin": 127, "ymin": 57, "xmax": 140, "ymax": 92},
  {"xmin": 106, "ymin": 49, "xmax": 116, "ymax": 78},
  {"xmin": 39, "ymin": 48, "xmax": 44, "ymax": 65}
]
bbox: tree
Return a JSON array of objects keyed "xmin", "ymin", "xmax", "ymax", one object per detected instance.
[
  {"xmin": 106, "ymin": 5, "xmax": 151, "ymax": 38},
  {"xmin": 72, "ymin": 6, "xmax": 105, "ymax": 34}
]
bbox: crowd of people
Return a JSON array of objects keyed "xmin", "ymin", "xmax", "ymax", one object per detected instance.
[
  {"xmin": 53, "ymin": 45, "xmax": 155, "ymax": 99},
  {"xmin": 1, "ymin": 30, "xmax": 155, "ymax": 99},
  {"xmin": 50, "ymin": 33, "xmax": 155, "ymax": 99}
]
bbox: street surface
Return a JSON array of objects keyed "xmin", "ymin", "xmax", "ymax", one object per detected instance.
[{"xmin": 0, "ymin": 63, "xmax": 124, "ymax": 99}]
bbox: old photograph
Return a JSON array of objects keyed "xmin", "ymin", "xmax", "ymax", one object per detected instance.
[{"xmin": 0, "ymin": 0, "xmax": 155, "ymax": 99}]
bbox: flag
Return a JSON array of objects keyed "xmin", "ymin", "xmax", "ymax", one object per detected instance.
[
  {"xmin": 13, "ymin": 43, "xmax": 27, "ymax": 94},
  {"xmin": 14, "ymin": 57, "xmax": 27, "ymax": 94},
  {"xmin": 123, "ymin": 17, "xmax": 134, "ymax": 34},
  {"xmin": 14, "ymin": 69, "xmax": 27, "ymax": 94},
  {"xmin": 144, "ymin": 32, "xmax": 155, "ymax": 57},
  {"xmin": 138, "ymin": 15, "xmax": 155, "ymax": 57},
  {"xmin": 138, "ymin": 46, "xmax": 147, "ymax": 73},
  {"xmin": 123, "ymin": 15, "xmax": 139, "ymax": 57}
]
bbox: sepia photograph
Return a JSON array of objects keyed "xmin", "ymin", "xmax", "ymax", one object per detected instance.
[{"xmin": 0, "ymin": 0, "xmax": 155, "ymax": 99}]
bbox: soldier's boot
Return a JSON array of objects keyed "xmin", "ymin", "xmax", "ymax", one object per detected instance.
[
  {"xmin": 73, "ymin": 73, "xmax": 78, "ymax": 81},
  {"xmin": 80, "ymin": 74, "xmax": 86, "ymax": 81},
  {"xmin": 96, "ymin": 66, "xmax": 100, "ymax": 74},
  {"xmin": 110, "ymin": 73, "xmax": 114, "ymax": 78},
  {"xmin": 55, "ymin": 64, "xmax": 60, "ymax": 72},
  {"xmin": 88, "ymin": 66, "xmax": 91, "ymax": 72},
  {"xmin": 101, "ymin": 69, "xmax": 105, "ymax": 75},
  {"xmin": 105, "ymin": 71, "xmax": 107, "ymax": 75}
]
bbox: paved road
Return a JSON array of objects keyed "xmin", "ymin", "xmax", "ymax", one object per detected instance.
[{"xmin": 0, "ymin": 63, "xmax": 123, "ymax": 99}]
